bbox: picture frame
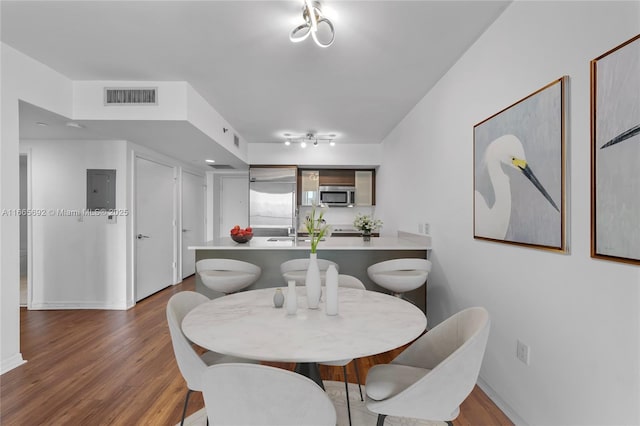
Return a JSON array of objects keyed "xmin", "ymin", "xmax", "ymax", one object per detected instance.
[
  {"xmin": 474, "ymin": 77, "xmax": 567, "ymax": 252},
  {"xmin": 591, "ymin": 34, "xmax": 640, "ymax": 265}
]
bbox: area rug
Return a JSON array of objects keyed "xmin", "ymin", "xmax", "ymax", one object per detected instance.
[{"xmin": 180, "ymin": 380, "xmax": 445, "ymax": 426}]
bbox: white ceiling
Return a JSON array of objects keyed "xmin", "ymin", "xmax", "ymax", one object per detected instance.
[{"xmin": 2, "ymin": 0, "xmax": 510, "ymax": 168}]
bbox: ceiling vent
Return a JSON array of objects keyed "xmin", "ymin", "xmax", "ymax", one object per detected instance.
[
  {"xmin": 208, "ymin": 164, "xmax": 235, "ymax": 170},
  {"xmin": 234, "ymin": 134, "xmax": 240, "ymax": 148},
  {"xmin": 104, "ymin": 87, "xmax": 157, "ymax": 105}
]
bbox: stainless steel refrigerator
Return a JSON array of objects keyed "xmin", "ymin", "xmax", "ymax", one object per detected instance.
[{"xmin": 249, "ymin": 167, "xmax": 297, "ymax": 237}]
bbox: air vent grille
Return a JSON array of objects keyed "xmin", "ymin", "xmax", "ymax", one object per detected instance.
[
  {"xmin": 208, "ymin": 164, "xmax": 235, "ymax": 170},
  {"xmin": 234, "ymin": 134, "xmax": 240, "ymax": 147},
  {"xmin": 104, "ymin": 87, "xmax": 157, "ymax": 105}
]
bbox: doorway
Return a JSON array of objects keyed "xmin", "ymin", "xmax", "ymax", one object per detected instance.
[{"xmin": 135, "ymin": 156, "xmax": 176, "ymax": 301}]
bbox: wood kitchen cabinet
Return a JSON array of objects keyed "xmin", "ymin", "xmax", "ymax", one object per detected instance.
[{"xmin": 318, "ymin": 169, "xmax": 355, "ymax": 186}]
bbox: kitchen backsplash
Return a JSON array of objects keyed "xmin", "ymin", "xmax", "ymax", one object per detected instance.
[{"xmin": 297, "ymin": 205, "xmax": 375, "ymax": 230}]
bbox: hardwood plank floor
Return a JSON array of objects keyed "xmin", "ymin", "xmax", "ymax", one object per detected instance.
[{"xmin": 0, "ymin": 276, "xmax": 512, "ymax": 425}]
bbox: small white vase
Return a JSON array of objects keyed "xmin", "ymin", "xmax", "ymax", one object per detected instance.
[
  {"xmin": 273, "ymin": 288, "xmax": 284, "ymax": 308},
  {"xmin": 305, "ymin": 253, "xmax": 321, "ymax": 309}
]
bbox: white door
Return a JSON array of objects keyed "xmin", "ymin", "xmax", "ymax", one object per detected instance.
[
  {"xmin": 220, "ymin": 175, "xmax": 249, "ymax": 237},
  {"xmin": 135, "ymin": 156, "xmax": 176, "ymax": 301},
  {"xmin": 182, "ymin": 171, "xmax": 205, "ymax": 278}
]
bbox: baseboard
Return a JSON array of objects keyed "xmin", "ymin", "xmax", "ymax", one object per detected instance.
[
  {"xmin": 30, "ymin": 301, "xmax": 129, "ymax": 310},
  {"xmin": 477, "ymin": 376, "xmax": 528, "ymax": 426},
  {"xmin": 1, "ymin": 353, "xmax": 27, "ymax": 375}
]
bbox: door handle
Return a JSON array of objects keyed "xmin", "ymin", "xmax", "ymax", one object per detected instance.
[
  {"xmin": 182, "ymin": 229, "xmax": 190, "ymax": 233},
  {"xmin": 137, "ymin": 234, "xmax": 150, "ymax": 239}
]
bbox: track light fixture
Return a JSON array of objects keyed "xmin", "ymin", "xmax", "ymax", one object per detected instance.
[
  {"xmin": 283, "ymin": 132, "xmax": 336, "ymax": 148},
  {"xmin": 290, "ymin": 0, "xmax": 335, "ymax": 48}
]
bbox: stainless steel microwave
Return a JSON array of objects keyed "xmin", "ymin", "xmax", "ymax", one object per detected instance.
[{"xmin": 319, "ymin": 186, "xmax": 355, "ymax": 207}]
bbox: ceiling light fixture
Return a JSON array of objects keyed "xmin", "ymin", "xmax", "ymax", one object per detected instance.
[
  {"xmin": 290, "ymin": 0, "xmax": 335, "ymax": 48},
  {"xmin": 283, "ymin": 132, "xmax": 336, "ymax": 148},
  {"xmin": 205, "ymin": 159, "xmax": 215, "ymax": 163}
]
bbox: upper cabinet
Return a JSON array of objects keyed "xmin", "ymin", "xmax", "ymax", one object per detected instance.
[
  {"xmin": 355, "ymin": 170, "xmax": 375, "ymax": 206},
  {"xmin": 300, "ymin": 170, "xmax": 320, "ymax": 206},
  {"xmin": 318, "ymin": 169, "xmax": 356, "ymax": 186},
  {"xmin": 297, "ymin": 168, "xmax": 376, "ymax": 206}
]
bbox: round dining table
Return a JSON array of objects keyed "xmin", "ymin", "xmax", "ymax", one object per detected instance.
[{"xmin": 181, "ymin": 287, "xmax": 427, "ymax": 387}]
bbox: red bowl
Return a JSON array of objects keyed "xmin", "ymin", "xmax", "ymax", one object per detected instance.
[{"xmin": 230, "ymin": 234, "xmax": 253, "ymax": 243}]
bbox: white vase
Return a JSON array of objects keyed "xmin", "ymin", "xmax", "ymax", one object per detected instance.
[
  {"xmin": 273, "ymin": 288, "xmax": 284, "ymax": 308},
  {"xmin": 325, "ymin": 264, "xmax": 338, "ymax": 316},
  {"xmin": 305, "ymin": 253, "xmax": 321, "ymax": 309},
  {"xmin": 286, "ymin": 280, "xmax": 297, "ymax": 315}
]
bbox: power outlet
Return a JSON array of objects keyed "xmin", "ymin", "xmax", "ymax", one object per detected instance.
[{"xmin": 516, "ymin": 340, "xmax": 530, "ymax": 365}]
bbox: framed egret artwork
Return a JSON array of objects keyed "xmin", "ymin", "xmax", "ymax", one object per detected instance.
[
  {"xmin": 591, "ymin": 34, "xmax": 640, "ymax": 265},
  {"xmin": 473, "ymin": 77, "xmax": 567, "ymax": 252}
]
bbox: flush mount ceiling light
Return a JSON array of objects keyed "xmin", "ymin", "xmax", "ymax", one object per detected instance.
[
  {"xmin": 290, "ymin": 0, "xmax": 335, "ymax": 48},
  {"xmin": 283, "ymin": 132, "xmax": 336, "ymax": 148}
]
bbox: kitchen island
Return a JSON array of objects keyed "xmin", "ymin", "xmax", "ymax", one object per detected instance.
[{"xmin": 189, "ymin": 231, "xmax": 431, "ymax": 312}]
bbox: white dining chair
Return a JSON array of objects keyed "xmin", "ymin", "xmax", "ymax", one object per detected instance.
[
  {"xmin": 196, "ymin": 259, "xmax": 261, "ymax": 294},
  {"xmin": 365, "ymin": 307, "xmax": 490, "ymax": 426},
  {"xmin": 319, "ymin": 274, "xmax": 366, "ymax": 426},
  {"xmin": 280, "ymin": 257, "xmax": 339, "ymax": 285},
  {"xmin": 367, "ymin": 258, "xmax": 432, "ymax": 298},
  {"xmin": 201, "ymin": 363, "xmax": 336, "ymax": 426},
  {"xmin": 166, "ymin": 291, "xmax": 257, "ymax": 425}
]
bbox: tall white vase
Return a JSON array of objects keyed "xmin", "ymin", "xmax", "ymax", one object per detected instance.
[
  {"xmin": 286, "ymin": 280, "xmax": 297, "ymax": 315},
  {"xmin": 305, "ymin": 253, "xmax": 321, "ymax": 309},
  {"xmin": 325, "ymin": 264, "xmax": 338, "ymax": 316}
]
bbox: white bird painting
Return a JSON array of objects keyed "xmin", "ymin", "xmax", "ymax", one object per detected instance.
[{"xmin": 475, "ymin": 134, "xmax": 559, "ymax": 240}]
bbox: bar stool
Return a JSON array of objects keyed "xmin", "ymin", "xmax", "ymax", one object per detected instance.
[
  {"xmin": 196, "ymin": 259, "xmax": 261, "ymax": 294},
  {"xmin": 367, "ymin": 258, "xmax": 431, "ymax": 298},
  {"xmin": 280, "ymin": 258, "xmax": 339, "ymax": 285}
]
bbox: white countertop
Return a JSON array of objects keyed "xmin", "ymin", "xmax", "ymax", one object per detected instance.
[
  {"xmin": 182, "ymin": 287, "xmax": 427, "ymax": 363},
  {"xmin": 189, "ymin": 232, "xmax": 431, "ymax": 251}
]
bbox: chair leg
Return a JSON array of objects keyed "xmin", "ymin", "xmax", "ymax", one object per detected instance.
[
  {"xmin": 342, "ymin": 365, "xmax": 352, "ymax": 426},
  {"xmin": 376, "ymin": 414, "xmax": 387, "ymax": 426},
  {"xmin": 180, "ymin": 389, "xmax": 193, "ymax": 426},
  {"xmin": 353, "ymin": 359, "xmax": 364, "ymax": 401}
]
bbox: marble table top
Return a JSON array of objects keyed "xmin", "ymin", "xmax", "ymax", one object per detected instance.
[{"xmin": 182, "ymin": 287, "xmax": 427, "ymax": 363}]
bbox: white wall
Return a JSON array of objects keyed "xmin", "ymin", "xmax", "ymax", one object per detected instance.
[
  {"xmin": 377, "ymin": 2, "xmax": 640, "ymax": 424},
  {"xmin": 20, "ymin": 140, "xmax": 129, "ymax": 309},
  {"xmin": 1, "ymin": 43, "xmax": 74, "ymax": 373},
  {"xmin": 186, "ymin": 84, "xmax": 248, "ymax": 162}
]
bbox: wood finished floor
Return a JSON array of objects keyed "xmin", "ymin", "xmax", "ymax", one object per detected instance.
[{"xmin": 0, "ymin": 275, "xmax": 513, "ymax": 426}]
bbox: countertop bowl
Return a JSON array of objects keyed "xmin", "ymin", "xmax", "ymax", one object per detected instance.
[{"xmin": 230, "ymin": 234, "xmax": 253, "ymax": 244}]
